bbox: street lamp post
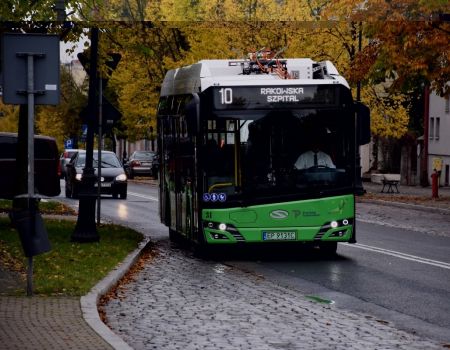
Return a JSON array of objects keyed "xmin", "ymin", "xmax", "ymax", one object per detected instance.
[{"xmin": 71, "ymin": 27, "xmax": 99, "ymax": 242}]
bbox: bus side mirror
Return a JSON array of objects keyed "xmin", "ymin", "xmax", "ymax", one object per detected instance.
[
  {"xmin": 185, "ymin": 94, "xmax": 200, "ymax": 134},
  {"xmin": 355, "ymin": 102, "xmax": 371, "ymax": 145}
]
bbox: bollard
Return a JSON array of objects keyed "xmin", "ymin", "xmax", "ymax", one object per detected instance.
[{"xmin": 431, "ymin": 171, "xmax": 439, "ymax": 199}]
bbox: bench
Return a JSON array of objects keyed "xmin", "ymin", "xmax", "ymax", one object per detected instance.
[{"xmin": 381, "ymin": 174, "xmax": 400, "ymax": 194}]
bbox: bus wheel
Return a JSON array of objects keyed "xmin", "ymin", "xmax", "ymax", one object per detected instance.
[{"xmin": 320, "ymin": 242, "xmax": 338, "ymax": 256}]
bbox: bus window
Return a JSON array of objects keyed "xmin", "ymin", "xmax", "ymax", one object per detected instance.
[{"xmin": 204, "ymin": 119, "xmax": 238, "ymax": 194}]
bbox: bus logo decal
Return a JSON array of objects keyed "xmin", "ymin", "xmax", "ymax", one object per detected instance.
[
  {"xmin": 203, "ymin": 193, "xmax": 227, "ymax": 202},
  {"xmin": 270, "ymin": 210, "xmax": 289, "ymax": 219}
]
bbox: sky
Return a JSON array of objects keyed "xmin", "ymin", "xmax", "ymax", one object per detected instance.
[{"xmin": 60, "ymin": 36, "xmax": 87, "ymax": 63}]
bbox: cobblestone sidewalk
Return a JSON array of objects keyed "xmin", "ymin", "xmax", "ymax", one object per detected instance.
[{"xmin": 103, "ymin": 246, "xmax": 445, "ymax": 350}]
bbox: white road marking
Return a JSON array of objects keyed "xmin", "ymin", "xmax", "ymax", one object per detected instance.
[
  {"xmin": 345, "ymin": 243, "xmax": 450, "ymax": 270},
  {"xmin": 128, "ymin": 191, "xmax": 159, "ymax": 201}
]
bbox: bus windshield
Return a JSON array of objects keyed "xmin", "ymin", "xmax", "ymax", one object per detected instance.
[{"xmin": 202, "ymin": 108, "xmax": 354, "ymax": 202}]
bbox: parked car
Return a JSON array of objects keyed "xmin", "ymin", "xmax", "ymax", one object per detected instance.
[
  {"xmin": 0, "ymin": 132, "xmax": 61, "ymax": 199},
  {"xmin": 59, "ymin": 149, "xmax": 81, "ymax": 179},
  {"xmin": 124, "ymin": 150, "xmax": 157, "ymax": 179},
  {"xmin": 65, "ymin": 150, "xmax": 127, "ymax": 199}
]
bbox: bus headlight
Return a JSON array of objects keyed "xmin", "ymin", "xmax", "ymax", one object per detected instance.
[
  {"xmin": 218, "ymin": 223, "xmax": 227, "ymax": 231},
  {"xmin": 330, "ymin": 221, "xmax": 338, "ymax": 228}
]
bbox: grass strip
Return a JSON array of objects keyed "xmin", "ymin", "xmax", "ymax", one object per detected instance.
[
  {"xmin": 0, "ymin": 217, "xmax": 143, "ymax": 296},
  {"xmin": 0, "ymin": 199, "xmax": 76, "ymax": 215}
]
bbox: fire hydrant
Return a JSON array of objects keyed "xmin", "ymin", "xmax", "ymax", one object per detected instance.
[{"xmin": 431, "ymin": 170, "xmax": 439, "ymax": 199}]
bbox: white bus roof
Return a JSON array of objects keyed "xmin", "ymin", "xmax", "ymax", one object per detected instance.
[{"xmin": 161, "ymin": 59, "xmax": 350, "ymax": 96}]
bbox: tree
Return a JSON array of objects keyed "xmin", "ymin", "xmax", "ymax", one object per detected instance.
[
  {"xmin": 101, "ymin": 24, "xmax": 186, "ymax": 140},
  {"xmin": 35, "ymin": 64, "xmax": 87, "ymax": 149},
  {"xmin": 319, "ymin": 0, "xmax": 449, "ymax": 174},
  {"xmin": 0, "ymin": 103, "xmax": 19, "ymax": 132},
  {"xmin": 322, "ymin": 0, "xmax": 450, "ymax": 96},
  {"xmin": 95, "ymin": 0, "xmax": 325, "ymax": 140}
]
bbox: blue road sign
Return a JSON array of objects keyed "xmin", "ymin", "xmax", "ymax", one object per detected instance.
[{"xmin": 64, "ymin": 139, "xmax": 73, "ymax": 149}]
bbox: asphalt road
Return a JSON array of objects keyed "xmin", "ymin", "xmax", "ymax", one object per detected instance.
[
  {"xmin": 59, "ymin": 180, "xmax": 450, "ymax": 343},
  {"xmin": 229, "ymin": 222, "xmax": 450, "ymax": 341}
]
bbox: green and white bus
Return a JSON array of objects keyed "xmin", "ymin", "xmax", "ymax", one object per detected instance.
[{"xmin": 157, "ymin": 55, "xmax": 370, "ymax": 254}]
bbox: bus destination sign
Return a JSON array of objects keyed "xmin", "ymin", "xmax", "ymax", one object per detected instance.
[
  {"xmin": 260, "ymin": 87, "xmax": 305, "ymax": 102},
  {"xmin": 213, "ymin": 85, "xmax": 338, "ymax": 110}
]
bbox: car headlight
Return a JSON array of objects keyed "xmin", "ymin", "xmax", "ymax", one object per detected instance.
[
  {"xmin": 75, "ymin": 173, "xmax": 82, "ymax": 181},
  {"xmin": 116, "ymin": 174, "xmax": 127, "ymax": 181}
]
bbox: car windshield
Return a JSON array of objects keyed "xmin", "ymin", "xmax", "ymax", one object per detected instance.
[
  {"xmin": 133, "ymin": 152, "xmax": 155, "ymax": 160},
  {"xmin": 76, "ymin": 153, "xmax": 122, "ymax": 168}
]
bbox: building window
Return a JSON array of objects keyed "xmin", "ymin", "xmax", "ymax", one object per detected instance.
[
  {"xmin": 430, "ymin": 117, "xmax": 434, "ymax": 140},
  {"xmin": 435, "ymin": 117, "xmax": 440, "ymax": 140}
]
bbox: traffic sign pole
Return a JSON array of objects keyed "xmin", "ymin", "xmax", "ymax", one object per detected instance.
[
  {"xmin": 26, "ymin": 53, "xmax": 37, "ymax": 296},
  {"xmin": 1, "ymin": 33, "xmax": 57, "ymax": 296}
]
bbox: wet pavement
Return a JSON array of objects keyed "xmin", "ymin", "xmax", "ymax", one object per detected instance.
[
  {"xmin": 101, "ymin": 182, "xmax": 450, "ymax": 350},
  {"xmin": 102, "ymin": 242, "xmax": 445, "ymax": 350}
]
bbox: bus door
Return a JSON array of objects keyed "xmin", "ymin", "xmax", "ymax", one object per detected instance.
[
  {"xmin": 180, "ymin": 120, "xmax": 196, "ymax": 240},
  {"xmin": 160, "ymin": 116, "xmax": 177, "ymax": 229},
  {"xmin": 175, "ymin": 100, "xmax": 196, "ymax": 239}
]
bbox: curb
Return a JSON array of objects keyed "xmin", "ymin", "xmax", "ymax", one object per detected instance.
[{"xmin": 80, "ymin": 235, "xmax": 152, "ymax": 350}]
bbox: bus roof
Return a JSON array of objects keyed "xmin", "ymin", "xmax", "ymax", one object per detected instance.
[{"xmin": 160, "ymin": 59, "xmax": 350, "ymax": 96}]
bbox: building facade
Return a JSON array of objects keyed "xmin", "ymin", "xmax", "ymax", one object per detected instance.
[{"xmin": 428, "ymin": 90, "xmax": 450, "ymax": 186}]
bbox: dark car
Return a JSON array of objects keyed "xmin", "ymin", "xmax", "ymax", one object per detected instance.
[
  {"xmin": 124, "ymin": 150, "xmax": 156, "ymax": 179},
  {"xmin": 59, "ymin": 149, "xmax": 81, "ymax": 179},
  {"xmin": 0, "ymin": 132, "xmax": 61, "ymax": 199},
  {"xmin": 65, "ymin": 150, "xmax": 127, "ymax": 199}
]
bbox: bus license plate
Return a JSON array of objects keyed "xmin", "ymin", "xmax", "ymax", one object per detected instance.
[{"xmin": 262, "ymin": 231, "xmax": 296, "ymax": 241}]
